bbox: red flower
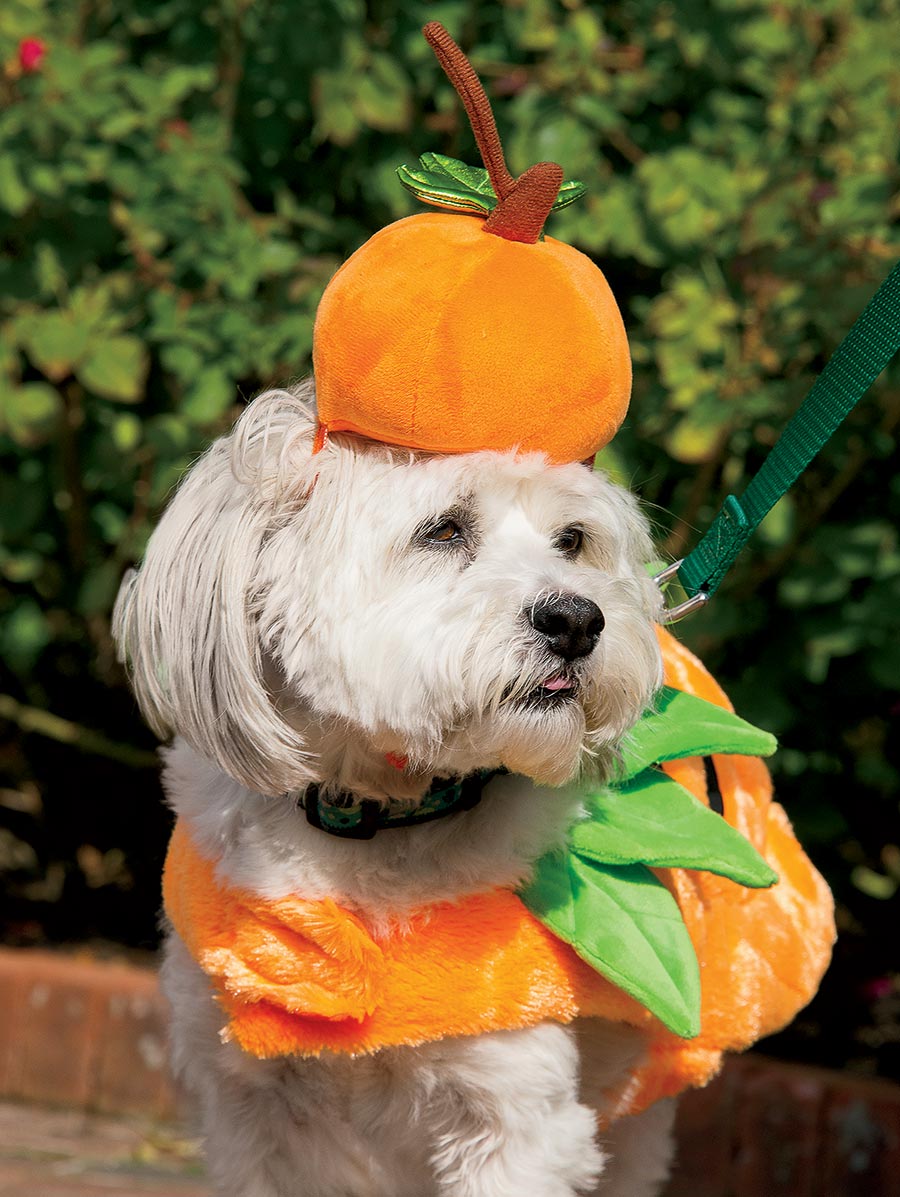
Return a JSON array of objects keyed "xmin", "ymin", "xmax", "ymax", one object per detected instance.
[{"xmin": 18, "ymin": 38, "xmax": 46, "ymax": 74}]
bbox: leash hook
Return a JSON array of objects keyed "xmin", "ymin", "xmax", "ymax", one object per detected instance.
[{"xmin": 654, "ymin": 560, "xmax": 710, "ymax": 625}]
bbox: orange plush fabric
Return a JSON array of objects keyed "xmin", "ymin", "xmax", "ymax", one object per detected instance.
[
  {"xmin": 163, "ymin": 629, "xmax": 834, "ymax": 1119},
  {"xmin": 312, "ymin": 212, "xmax": 631, "ymax": 465},
  {"xmin": 164, "ymin": 826, "xmax": 645, "ymax": 1056}
]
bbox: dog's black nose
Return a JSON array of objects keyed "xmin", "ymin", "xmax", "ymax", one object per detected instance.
[{"xmin": 528, "ymin": 594, "xmax": 605, "ymax": 661}]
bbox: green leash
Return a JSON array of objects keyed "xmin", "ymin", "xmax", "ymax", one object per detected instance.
[{"xmin": 658, "ymin": 260, "xmax": 900, "ymax": 622}]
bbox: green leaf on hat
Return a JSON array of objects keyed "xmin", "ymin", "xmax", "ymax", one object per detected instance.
[
  {"xmin": 396, "ymin": 153, "xmax": 585, "ymax": 217},
  {"xmin": 552, "ymin": 179, "xmax": 588, "ymax": 210},
  {"xmin": 419, "ymin": 151, "xmax": 497, "ymax": 196},
  {"xmin": 397, "ymin": 162, "xmax": 495, "ymax": 214},
  {"xmin": 521, "ymin": 851, "xmax": 701, "ymax": 1038}
]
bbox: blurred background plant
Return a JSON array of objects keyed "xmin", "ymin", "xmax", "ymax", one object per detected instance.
[{"xmin": 1, "ymin": 0, "xmax": 898, "ymax": 1078}]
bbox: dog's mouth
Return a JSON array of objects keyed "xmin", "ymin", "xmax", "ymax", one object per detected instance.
[{"xmin": 520, "ymin": 671, "xmax": 579, "ymax": 709}]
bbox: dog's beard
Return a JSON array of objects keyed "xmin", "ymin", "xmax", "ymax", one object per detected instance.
[
  {"xmin": 466, "ymin": 699, "xmax": 588, "ymax": 787},
  {"xmin": 270, "ymin": 634, "xmax": 633, "ymax": 789},
  {"xmin": 455, "ymin": 652, "xmax": 647, "ymax": 787},
  {"xmin": 312, "ymin": 619, "xmax": 657, "ymax": 790},
  {"xmin": 417, "ymin": 597, "xmax": 660, "ymax": 786}
]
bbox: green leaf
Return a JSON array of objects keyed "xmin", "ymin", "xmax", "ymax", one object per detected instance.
[
  {"xmin": 618, "ymin": 688, "xmax": 777, "ymax": 780},
  {"xmin": 97, "ymin": 110, "xmax": 144, "ymax": 140},
  {"xmin": 312, "ymin": 68, "xmax": 361, "ymax": 146},
  {"xmin": 665, "ymin": 410, "xmax": 727, "ymax": 464},
  {"xmin": 396, "ymin": 164, "xmax": 496, "ymax": 214},
  {"xmin": 160, "ymin": 343, "xmax": 204, "ymax": 383},
  {"xmin": 419, "ymin": 152, "xmax": 497, "ymax": 197},
  {"xmin": 521, "ymin": 853, "xmax": 701, "ymax": 1038},
  {"xmin": 181, "ymin": 367, "xmax": 234, "ymax": 425},
  {"xmin": 757, "ymin": 494, "xmax": 795, "ymax": 547},
  {"xmin": 1, "ymin": 600, "xmax": 51, "ymax": 671},
  {"xmin": 111, "ymin": 413, "xmax": 142, "ymax": 453},
  {"xmin": 22, "ymin": 312, "xmax": 89, "ymax": 381},
  {"xmin": 1, "ymin": 383, "xmax": 64, "ymax": 447},
  {"xmin": 552, "ymin": 179, "xmax": 587, "ymax": 210},
  {"xmin": 355, "ymin": 53, "xmax": 411, "ymax": 133},
  {"xmin": 92, "ymin": 501, "xmax": 128, "ymax": 545},
  {"xmin": 0, "ymin": 154, "xmax": 30, "ymax": 216},
  {"xmin": 397, "ymin": 154, "xmax": 585, "ymax": 216},
  {"xmin": 77, "ymin": 335, "xmax": 148, "ymax": 403},
  {"xmin": 850, "ymin": 865, "xmax": 897, "ymax": 900},
  {"xmin": 0, "ymin": 550, "xmax": 44, "ymax": 584},
  {"xmin": 33, "ymin": 243, "xmax": 68, "ymax": 298},
  {"xmin": 574, "ymin": 770, "xmax": 778, "ymax": 887}
]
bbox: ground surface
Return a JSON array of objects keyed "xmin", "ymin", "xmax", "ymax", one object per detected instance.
[
  {"xmin": 0, "ymin": 1102, "xmax": 209, "ymax": 1197},
  {"xmin": 4, "ymin": 1083, "xmax": 900, "ymax": 1197}
]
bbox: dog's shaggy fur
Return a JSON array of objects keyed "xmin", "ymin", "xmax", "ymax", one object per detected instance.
[{"xmin": 114, "ymin": 382, "xmax": 675, "ymax": 1196}]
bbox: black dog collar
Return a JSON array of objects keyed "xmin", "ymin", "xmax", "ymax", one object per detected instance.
[{"xmin": 298, "ymin": 769, "xmax": 504, "ymax": 840}]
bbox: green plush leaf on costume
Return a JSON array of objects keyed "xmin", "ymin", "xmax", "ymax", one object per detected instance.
[
  {"xmin": 397, "ymin": 154, "xmax": 585, "ymax": 215},
  {"xmin": 521, "ymin": 852, "xmax": 701, "ymax": 1038},
  {"xmin": 617, "ymin": 686, "xmax": 777, "ymax": 781},
  {"xmin": 573, "ymin": 770, "xmax": 778, "ymax": 887},
  {"xmin": 518, "ymin": 689, "xmax": 780, "ymax": 1038}
]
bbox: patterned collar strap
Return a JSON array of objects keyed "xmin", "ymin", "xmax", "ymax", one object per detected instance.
[{"xmin": 299, "ymin": 769, "xmax": 505, "ymax": 840}]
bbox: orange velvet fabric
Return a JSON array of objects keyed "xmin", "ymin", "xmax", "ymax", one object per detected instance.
[
  {"xmin": 312, "ymin": 212, "xmax": 631, "ymax": 464},
  {"xmin": 163, "ymin": 629, "xmax": 834, "ymax": 1119}
]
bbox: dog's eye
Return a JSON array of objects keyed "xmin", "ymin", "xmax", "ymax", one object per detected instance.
[
  {"xmin": 427, "ymin": 520, "xmax": 463, "ymax": 544},
  {"xmin": 555, "ymin": 526, "xmax": 584, "ymax": 556},
  {"xmin": 414, "ymin": 503, "xmax": 477, "ymax": 556}
]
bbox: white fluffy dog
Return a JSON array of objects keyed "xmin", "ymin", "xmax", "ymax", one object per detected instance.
[{"xmin": 114, "ymin": 380, "xmax": 675, "ymax": 1196}]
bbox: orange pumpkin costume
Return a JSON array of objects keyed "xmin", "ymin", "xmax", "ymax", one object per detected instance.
[{"xmin": 163, "ymin": 629, "xmax": 835, "ymax": 1121}]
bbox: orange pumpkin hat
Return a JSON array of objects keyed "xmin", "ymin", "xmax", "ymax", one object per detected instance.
[{"xmin": 312, "ymin": 23, "xmax": 631, "ymax": 464}]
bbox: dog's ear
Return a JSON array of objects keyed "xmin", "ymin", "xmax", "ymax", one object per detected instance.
[{"xmin": 113, "ymin": 383, "xmax": 319, "ymax": 795}]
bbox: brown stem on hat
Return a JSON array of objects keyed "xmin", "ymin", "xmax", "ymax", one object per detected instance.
[
  {"xmin": 423, "ymin": 22, "xmax": 515, "ymax": 201},
  {"xmin": 484, "ymin": 162, "xmax": 564, "ymax": 244},
  {"xmin": 424, "ymin": 21, "xmax": 564, "ymax": 243}
]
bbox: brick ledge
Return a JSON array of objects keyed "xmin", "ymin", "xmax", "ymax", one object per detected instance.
[{"xmin": 0, "ymin": 947, "xmax": 175, "ymax": 1118}]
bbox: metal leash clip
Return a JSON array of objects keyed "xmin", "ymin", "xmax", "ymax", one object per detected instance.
[{"xmin": 654, "ymin": 560, "xmax": 710, "ymax": 625}]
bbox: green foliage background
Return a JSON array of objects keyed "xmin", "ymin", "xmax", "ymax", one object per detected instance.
[{"xmin": 1, "ymin": 0, "xmax": 898, "ymax": 1071}]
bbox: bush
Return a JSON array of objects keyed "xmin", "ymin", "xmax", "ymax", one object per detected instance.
[{"xmin": 1, "ymin": 0, "xmax": 898, "ymax": 1072}]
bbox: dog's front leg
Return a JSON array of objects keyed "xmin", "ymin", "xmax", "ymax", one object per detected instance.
[
  {"xmin": 163, "ymin": 934, "xmax": 383, "ymax": 1197},
  {"xmin": 421, "ymin": 1024, "xmax": 605, "ymax": 1197}
]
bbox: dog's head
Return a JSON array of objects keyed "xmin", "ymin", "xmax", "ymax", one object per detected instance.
[{"xmin": 114, "ymin": 383, "xmax": 663, "ymax": 794}]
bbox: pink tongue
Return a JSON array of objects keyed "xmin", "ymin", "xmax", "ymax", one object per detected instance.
[{"xmin": 543, "ymin": 675, "xmax": 572, "ymax": 692}]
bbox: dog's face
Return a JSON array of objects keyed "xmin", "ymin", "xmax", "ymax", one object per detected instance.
[{"xmin": 114, "ymin": 384, "xmax": 662, "ymax": 793}]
